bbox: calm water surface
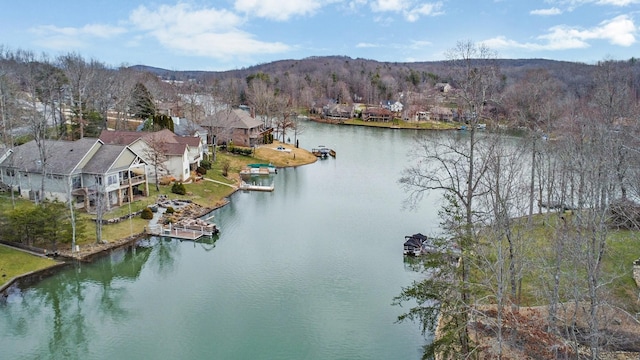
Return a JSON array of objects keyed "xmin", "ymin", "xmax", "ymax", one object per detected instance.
[{"xmin": 1, "ymin": 122, "xmax": 444, "ymax": 359}]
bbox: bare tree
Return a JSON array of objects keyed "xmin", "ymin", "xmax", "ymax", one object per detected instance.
[
  {"xmin": 0, "ymin": 54, "xmax": 20, "ymax": 149},
  {"xmin": 247, "ymin": 77, "xmax": 277, "ymax": 128},
  {"xmin": 272, "ymin": 94, "xmax": 296, "ymax": 143},
  {"xmin": 397, "ymin": 41, "xmax": 503, "ymax": 358},
  {"xmin": 142, "ymin": 133, "xmax": 169, "ymax": 191},
  {"xmin": 111, "ymin": 67, "xmax": 138, "ymax": 130},
  {"xmin": 504, "ymin": 69, "xmax": 564, "ymax": 222},
  {"xmin": 590, "ymin": 60, "xmax": 639, "ymax": 200},
  {"xmin": 58, "ymin": 53, "xmax": 95, "ymax": 139}
]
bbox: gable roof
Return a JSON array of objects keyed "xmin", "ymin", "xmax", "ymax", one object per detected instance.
[
  {"xmin": 83, "ymin": 144, "xmax": 131, "ymax": 174},
  {"xmin": 1, "ymin": 138, "xmax": 100, "ymax": 175},
  {"xmin": 100, "ymin": 129, "xmax": 199, "ymax": 148},
  {"xmin": 173, "ymin": 117, "xmax": 207, "ymax": 137},
  {"xmin": 99, "ymin": 130, "xmax": 142, "ymax": 146},
  {"xmin": 212, "ymin": 109, "xmax": 263, "ymax": 129},
  {"xmin": 164, "ymin": 142, "xmax": 188, "ymax": 156}
]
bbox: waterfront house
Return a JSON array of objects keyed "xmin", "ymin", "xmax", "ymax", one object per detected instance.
[
  {"xmin": 323, "ymin": 104, "xmax": 354, "ymax": 120},
  {"xmin": 362, "ymin": 107, "xmax": 393, "ymax": 122},
  {"xmin": 206, "ymin": 108, "xmax": 270, "ymax": 147},
  {"xmin": 382, "ymin": 100, "xmax": 404, "ymax": 113},
  {"xmin": 100, "ymin": 129, "xmax": 203, "ymax": 182},
  {"xmin": 0, "ymin": 138, "xmax": 149, "ymax": 210}
]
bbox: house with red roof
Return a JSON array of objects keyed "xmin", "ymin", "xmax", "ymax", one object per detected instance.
[{"xmin": 99, "ymin": 129, "xmax": 204, "ymax": 182}]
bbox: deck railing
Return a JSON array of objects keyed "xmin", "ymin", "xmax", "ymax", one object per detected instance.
[{"xmin": 120, "ymin": 175, "xmax": 146, "ymax": 186}]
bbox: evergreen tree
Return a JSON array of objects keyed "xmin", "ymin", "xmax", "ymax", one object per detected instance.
[{"xmin": 130, "ymin": 82, "xmax": 155, "ymax": 120}]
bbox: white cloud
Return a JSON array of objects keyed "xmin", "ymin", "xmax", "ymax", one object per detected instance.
[
  {"xmin": 370, "ymin": 0, "xmax": 443, "ymax": 21},
  {"xmin": 484, "ymin": 14, "xmax": 637, "ymax": 51},
  {"xmin": 549, "ymin": 0, "xmax": 639, "ymax": 8},
  {"xmin": 129, "ymin": 3, "xmax": 290, "ymax": 60},
  {"xmin": 29, "ymin": 24, "xmax": 126, "ymax": 50},
  {"xmin": 406, "ymin": 2, "xmax": 444, "ymax": 22},
  {"xmin": 530, "ymin": 7, "xmax": 562, "ymax": 15},
  {"xmin": 540, "ymin": 15, "xmax": 637, "ymax": 47},
  {"xmin": 356, "ymin": 42, "xmax": 380, "ymax": 48},
  {"xmin": 408, "ymin": 40, "xmax": 433, "ymax": 49},
  {"xmin": 31, "ymin": 24, "xmax": 126, "ymax": 38},
  {"xmin": 234, "ymin": 0, "xmax": 325, "ymax": 21},
  {"xmin": 371, "ymin": 0, "xmax": 409, "ymax": 12},
  {"xmin": 595, "ymin": 0, "xmax": 639, "ymax": 5}
]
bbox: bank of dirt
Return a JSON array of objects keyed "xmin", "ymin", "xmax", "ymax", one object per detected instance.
[{"xmin": 459, "ymin": 303, "xmax": 640, "ymax": 359}]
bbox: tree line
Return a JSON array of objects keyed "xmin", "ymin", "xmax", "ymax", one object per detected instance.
[
  {"xmin": 396, "ymin": 41, "xmax": 640, "ymax": 359},
  {"xmin": 2, "ymin": 42, "xmax": 640, "ymax": 358}
]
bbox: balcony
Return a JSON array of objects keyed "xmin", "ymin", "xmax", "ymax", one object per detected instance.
[{"xmin": 120, "ymin": 175, "xmax": 146, "ymax": 187}]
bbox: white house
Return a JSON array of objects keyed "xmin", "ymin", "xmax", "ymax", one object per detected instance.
[
  {"xmin": 0, "ymin": 138, "xmax": 149, "ymax": 210},
  {"xmin": 99, "ymin": 129, "xmax": 204, "ymax": 182}
]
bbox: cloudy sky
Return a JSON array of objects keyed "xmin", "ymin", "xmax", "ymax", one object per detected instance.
[{"xmin": 3, "ymin": 0, "xmax": 639, "ymax": 71}]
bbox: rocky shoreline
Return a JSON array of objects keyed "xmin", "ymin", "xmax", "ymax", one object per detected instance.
[
  {"xmin": 0, "ymin": 196, "xmax": 230, "ymax": 298},
  {"xmin": 57, "ymin": 199, "xmax": 227, "ymax": 262}
]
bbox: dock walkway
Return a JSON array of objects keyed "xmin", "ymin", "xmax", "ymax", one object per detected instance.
[
  {"xmin": 146, "ymin": 224, "xmax": 216, "ymax": 240},
  {"xmin": 146, "ymin": 200, "xmax": 218, "ymax": 241},
  {"xmin": 239, "ymin": 181, "xmax": 275, "ymax": 192}
]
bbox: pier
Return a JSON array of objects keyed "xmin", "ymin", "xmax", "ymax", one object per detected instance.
[
  {"xmin": 239, "ymin": 181, "xmax": 275, "ymax": 192},
  {"xmin": 146, "ymin": 222, "xmax": 218, "ymax": 240}
]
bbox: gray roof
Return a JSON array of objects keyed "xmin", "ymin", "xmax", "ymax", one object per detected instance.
[
  {"xmin": 212, "ymin": 109, "xmax": 263, "ymax": 129},
  {"xmin": 83, "ymin": 144, "xmax": 128, "ymax": 174},
  {"xmin": 173, "ymin": 117, "xmax": 207, "ymax": 137},
  {"xmin": 1, "ymin": 138, "xmax": 99, "ymax": 175}
]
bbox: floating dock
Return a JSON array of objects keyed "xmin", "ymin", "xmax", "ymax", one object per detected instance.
[
  {"xmin": 239, "ymin": 181, "xmax": 275, "ymax": 192},
  {"xmin": 240, "ymin": 163, "xmax": 277, "ymax": 175},
  {"xmin": 312, "ymin": 146, "xmax": 336, "ymax": 158},
  {"xmin": 146, "ymin": 223, "xmax": 219, "ymax": 240}
]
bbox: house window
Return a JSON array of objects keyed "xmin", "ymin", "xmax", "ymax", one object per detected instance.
[
  {"xmin": 72, "ymin": 176, "xmax": 81, "ymax": 189},
  {"xmin": 107, "ymin": 174, "xmax": 118, "ymax": 186},
  {"xmin": 5, "ymin": 169, "xmax": 15, "ymax": 177},
  {"xmin": 95, "ymin": 176, "xmax": 103, "ymax": 185}
]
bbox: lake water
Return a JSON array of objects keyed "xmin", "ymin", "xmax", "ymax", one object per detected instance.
[{"xmin": 0, "ymin": 122, "xmax": 444, "ymax": 360}]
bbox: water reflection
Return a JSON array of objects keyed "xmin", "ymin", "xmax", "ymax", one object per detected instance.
[
  {"xmin": 0, "ymin": 242, "xmax": 155, "ymax": 359},
  {"xmin": 1, "ymin": 122, "xmax": 436, "ymax": 360}
]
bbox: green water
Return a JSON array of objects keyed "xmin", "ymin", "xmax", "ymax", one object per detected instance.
[{"xmin": 1, "ymin": 122, "xmax": 444, "ymax": 359}]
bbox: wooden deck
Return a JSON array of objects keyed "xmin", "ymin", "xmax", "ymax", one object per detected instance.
[
  {"xmin": 239, "ymin": 181, "xmax": 275, "ymax": 192},
  {"xmin": 146, "ymin": 224, "xmax": 218, "ymax": 240}
]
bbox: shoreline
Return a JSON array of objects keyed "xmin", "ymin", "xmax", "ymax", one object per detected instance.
[
  {"xmin": 1, "ymin": 143, "xmax": 313, "ymax": 295},
  {"xmin": 0, "ymin": 203, "xmax": 224, "ymax": 297}
]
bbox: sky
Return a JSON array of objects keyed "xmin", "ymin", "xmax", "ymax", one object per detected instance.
[{"xmin": 3, "ymin": 0, "xmax": 639, "ymax": 71}]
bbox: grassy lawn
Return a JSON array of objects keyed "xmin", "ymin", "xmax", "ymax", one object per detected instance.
[
  {"xmin": 0, "ymin": 145, "xmax": 318, "ymax": 281},
  {"xmin": 68, "ymin": 146, "xmax": 317, "ymax": 245},
  {"xmin": 0, "ymin": 245, "xmax": 58, "ymax": 288},
  {"xmin": 473, "ymin": 213, "xmax": 640, "ymax": 312}
]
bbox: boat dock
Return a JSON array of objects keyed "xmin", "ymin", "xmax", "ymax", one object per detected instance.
[
  {"xmin": 146, "ymin": 222, "xmax": 219, "ymax": 240},
  {"xmin": 239, "ymin": 181, "xmax": 275, "ymax": 192},
  {"xmin": 240, "ymin": 163, "xmax": 277, "ymax": 175},
  {"xmin": 312, "ymin": 146, "xmax": 336, "ymax": 158}
]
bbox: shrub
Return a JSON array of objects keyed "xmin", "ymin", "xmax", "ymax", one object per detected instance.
[
  {"xmin": 141, "ymin": 207, "xmax": 154, "ymax": 220},
  {"xmin": 171, "ymin": 182, "xmax": 186, "ymax": 195},
  {"xmin": 196, "ymin": 166, "xmax": 207, "ymax": 175},
  {"xmin": 221, "ymin": 159, "xmax": 231, "ymax": 177},
  {"xmin": 200, "ymin": 159, "xmax": 212, "ymax": 170},
  {"xmin": 165, "ymin": 206, "xmax": 175, "ymax": 214}
]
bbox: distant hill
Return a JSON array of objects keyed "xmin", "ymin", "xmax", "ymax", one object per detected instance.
[
  {"xmin": 128, "ymin": 56, "xmax": 611, "ymax": 104},
  {"xmin": 129, "ymin": 56, "xmax": 593, "ymax": 83}
]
